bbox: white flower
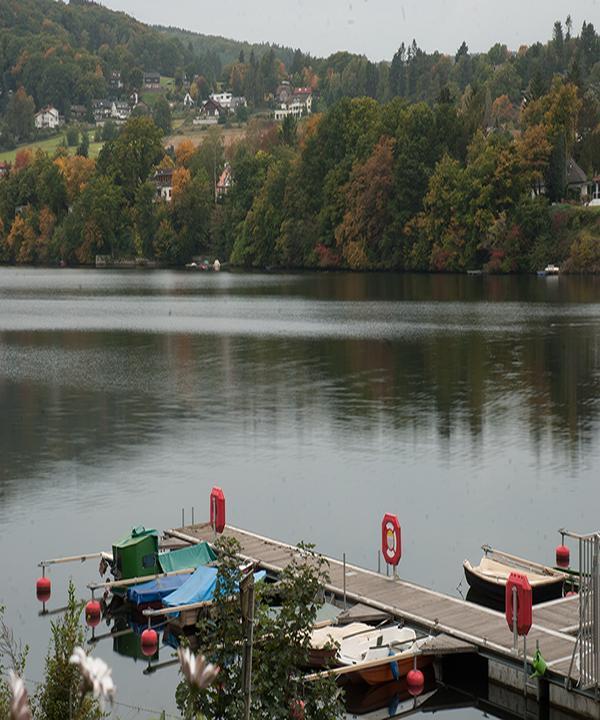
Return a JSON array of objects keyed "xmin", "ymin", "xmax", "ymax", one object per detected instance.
[
  {"xmin": 69, "ymin": 646, "xmax": 116, "ymax": 709},
  {"xmin": 177, "ymin": 647, "xmax": 219, "ymax": 689},
  {"xmin": 8, "ymin": 671, "xmax": 32, "ymax": 720}
]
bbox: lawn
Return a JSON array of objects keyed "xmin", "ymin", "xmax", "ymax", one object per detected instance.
[{"xmin": 0, "ymin": 136, "xmax": 104, "ymax": 163}]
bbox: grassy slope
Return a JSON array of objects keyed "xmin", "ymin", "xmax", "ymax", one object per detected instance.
[{"xmin": 0, "ymin": 137, "xmax": 104, "ymax": 163}]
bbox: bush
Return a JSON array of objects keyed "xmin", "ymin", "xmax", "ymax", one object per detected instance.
[{"xmin": 65, "ymin": 126, "xmax": 80, "ymax": 147}]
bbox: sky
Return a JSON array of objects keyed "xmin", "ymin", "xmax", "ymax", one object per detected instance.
[{"xmin": 98, "ymin": 0, "xmax": 600, "ymax": 60}]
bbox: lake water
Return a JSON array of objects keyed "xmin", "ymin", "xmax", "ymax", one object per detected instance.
[{"xmin": 1, "ymin": 267, "xmax": 599, "ymax": 718}]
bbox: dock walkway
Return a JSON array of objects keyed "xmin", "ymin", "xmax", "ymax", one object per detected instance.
[{"xmin": 169, "ymin": 523, "xmax": 582, "ymax": 690}]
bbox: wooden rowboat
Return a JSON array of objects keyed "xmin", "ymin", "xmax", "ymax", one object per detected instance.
[
  {"xmin": 309, "ymin": 622, "xmax": 371, "ymax": 668},
  {"xmin": 338, "ymin": 626, "xmax": 432, "ymax": 686},
  {"xmin": 463, "ymin": 554, "xmax": 565, "ymax": 605}
]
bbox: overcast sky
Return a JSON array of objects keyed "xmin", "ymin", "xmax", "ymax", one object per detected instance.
[{"xmin": 97, "ymin": 0, "xmax": 599, "ymax": 60}]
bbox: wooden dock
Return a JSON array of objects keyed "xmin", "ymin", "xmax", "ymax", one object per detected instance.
[{"xmin": 167, "ymin": 522, "xmax": 595, "ymax": 711}]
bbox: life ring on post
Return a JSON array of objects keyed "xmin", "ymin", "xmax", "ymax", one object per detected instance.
[
  {"xmin": 505, "ymin": 572, "xmax": 532, "ymax": 636},
  {"xmin": 381, "ymin": 513, "xmax": 401, "ymax": 566}
]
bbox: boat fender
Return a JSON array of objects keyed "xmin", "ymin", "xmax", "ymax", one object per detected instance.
[{"xmin": 388, "ymin": 648, "xmax": 400, "ymax": 681}]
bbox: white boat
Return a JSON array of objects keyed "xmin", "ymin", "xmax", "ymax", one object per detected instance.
[
  {"xmin": 337, "ymin": 626, "xmax": 431, "ymax": 685},
  {"xmin": 309, "ymin": 622, "xmax": 371, "ymax": 667},
  {"xmin": 542, "ymin": 264, "xmax": 560, "ymax": 275}
]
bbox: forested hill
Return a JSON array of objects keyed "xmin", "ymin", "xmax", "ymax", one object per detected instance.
[{"xmin": 1, "ymin": 0, "xmax": 600, "ymax": 118}]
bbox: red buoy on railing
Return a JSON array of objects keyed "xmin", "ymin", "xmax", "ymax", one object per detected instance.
[
  {"xmin": 36, "ymin": 577, "xmax": 51, "ymax": 603},
  {"xmin": 85, "ymin": 600, "xmax": 101, "ymax": 628},
  {"xmin": 556, "ymin": 544, "xmax": 570, "ymax": 569},
  {"xmin": 141, "ymin": 628, "xmax": 158, "ymax": 657},
  {"xmin": 407, "ymin": 669, "xmax": 425, "ymax": 696}
]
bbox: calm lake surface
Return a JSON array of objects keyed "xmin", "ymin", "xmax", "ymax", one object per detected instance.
[{"xmin": 2, "ymin": 267, "xmax": 600, "ymax": 718}]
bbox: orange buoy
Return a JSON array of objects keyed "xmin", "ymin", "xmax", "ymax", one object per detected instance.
[
  {"xmin": 407, "ymin": 669, "xmax": 425, "ymax": 697},
  {"xmin": 36, "ymin": 577, "xmax": 51, "ymax": 602},
  {"xmin": 141, "ymin": 628, "xmax": 158, "ymax": 657},
  {"xmin": 85, "ymin": 600, "xmax": 101, "ymax": 628}
]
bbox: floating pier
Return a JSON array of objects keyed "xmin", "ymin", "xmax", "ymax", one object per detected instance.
[{"xmin": 168, "ymin": 522, "xmax": 599, "ymax": 720}]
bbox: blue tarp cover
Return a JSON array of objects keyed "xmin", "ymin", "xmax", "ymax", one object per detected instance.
[
  {"xmin": 163, "ymin": 566, "xmax": 267, "ymax": 608},
  {"xmin": 127, "ymin": 573, "xmax": 191, "ymax": 605},
  {"xmin": 163, "ymin": 565, "xmax": 219, "ymax": 607}
]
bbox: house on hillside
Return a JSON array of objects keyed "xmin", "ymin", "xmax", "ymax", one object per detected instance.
[
  {"xmin": 70, "ymin": 105, "xmax": 87, "ymax": 122},
  {"xmin": 92, "ymin": 99, "xmax": 113, "ymax": 123},
  {"xmin": 275, "ymin": 82, "xmax": 293, "ymax": 104},
  {"xmin": 111, "ymin": 100, "xmax": 131, "ymax": 121},
  {"xmin": 153, "ymin": 167, "xmax": 174, "ymax": 202},
  {"xmin": 183, "ymin": 92, "xmax": 195, "ymax": 109},
  {"xmin": 274, "ymin": 87, "xmax": 313, "ymax": 120},
  {"xmin": 216, "ymin": 163, "xmax": 232, "ymax": 199},
  {"xmin": 109, "ymin": 70, "xmax": 124, "ymax": 91},
  {"xmin": 589, "ymin": 176, "xmax": 600, "ymax": 204},
  {"xmin": 34, "ymin": 106, "xmax": 60, "ymax": 130},
  {"xmin": 210, "ymin": 91, "xmax": 233, "ymax": 109},
  {"xmin": 194, "ymin": 98, "xmax": 226, "ymax": 125},
  {"xmin": 566, "ymin": 157, "xmax": 589, "ymax": 202},
  {"xmin": 143, "ymin": 72, "xmax": 161, "ymax": 90}
]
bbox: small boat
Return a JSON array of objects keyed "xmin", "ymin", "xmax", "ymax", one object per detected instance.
[
  {"xmin": 538, "ymin": 264, "xmax": 560, "ymax": 276},
  {"xmin": 463, "ymin": 552, "xmax": 566, "ymax": 605},
  {"xmin": 309, "ymin": 622, "xmax": 371, "ymax": 667},
  {"xmin": 344, "ymin": 666, "xmax": 436, "ymax": 717},
  {"xmin": 337, "ymin": 626, "xmax": 431, "ymax": 686}
]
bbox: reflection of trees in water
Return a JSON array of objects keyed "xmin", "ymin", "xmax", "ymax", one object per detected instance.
[{"xmin": 1, "ymin": 308, "xmax": 599, "ymax": 492}]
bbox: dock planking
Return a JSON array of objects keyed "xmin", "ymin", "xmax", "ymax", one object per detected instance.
[{"xmin": 169, "ymin": 523, "xmax": 584, "ymax": 689}]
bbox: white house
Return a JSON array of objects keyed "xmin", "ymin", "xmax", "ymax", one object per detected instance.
[
  {"xmin": 183, "ymin": 92, "xmax": 195, "ymax": 109},
  {"xmin": 153, "ymin": 168, "xmax": 174, "ymax": 202},
  {"xmin": 210, "ymin": 91, "xmax": 233, "ymax": 109},
  {"xmin": 34, "ymin": 106, "xmax": 60, "ymax": 130},
  {"xmin": 274, "ymin": 89, "xmax": 313, "ymax": 121}
]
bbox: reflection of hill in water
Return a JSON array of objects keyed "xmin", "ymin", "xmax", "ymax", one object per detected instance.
[{"xmin": 2, "ymin": 270, "xmax": 600, "ymax": 505}]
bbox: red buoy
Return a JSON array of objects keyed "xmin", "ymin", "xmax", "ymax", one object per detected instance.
[
  {"xmin": 36, "ymin": 577, "xmax": 51, "ymax": 602},
  {"xmin": 141, "ymin": 628, "xmax": 158, "ymax": 657},
  {"xmin": 556, "ymin": 545, "xmax": 570, "ymax": 569},
  {"xmin": 290, "ymin": 699, "xmax": 305, "ymax": 720},
  {"xmin": 407, "ymin": 669, "xmax": 425, "ymax": 697},
  {"xmin": 85, "ymin": 600, "xmax": 101, "ymax": 628}
]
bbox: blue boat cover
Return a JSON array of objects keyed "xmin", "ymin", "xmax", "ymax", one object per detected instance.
[
  {"xmin": 163, "ymin": 566, "xmax": 267, "ymax": 608},
  {"xmin": 163, "ymin": 565, "xmax": 219, "ymax": 607},
  {"xmin": 127, "ymin": 573, "xmax": 191, "ymax": 605}
]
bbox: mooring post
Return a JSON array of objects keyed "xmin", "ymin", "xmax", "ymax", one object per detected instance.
[
  {"xmin": 343, "ymin": 553, "xmax": 347, "ymax": 610},
  {"xmin": 513, "ymin": 585, "xmax": 518, "ymax": 654},
  {"xmin": 377, "ymin": 550, "xmax": 381, "ymax": 574},
  {"xmin": 181, "ymin": 508, "xmax": 185, "ymax": 527},
  {"xmin": 191, "ymin": 506, "xmax": 194, "ymax": 526}
]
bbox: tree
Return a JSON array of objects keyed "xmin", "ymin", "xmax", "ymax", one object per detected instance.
[
  {"xmin": 96, "ymin": 116, "xmax": 164, "ymax": 201},
  {"xmin": 280, "ymin": 114, "xmax": 298, "ymax": 146},
  {"xmin": 35, "ymin": 583, "xmax": 103, "ymax": 720},
  {"xmin": 6, "ymin": 88, "xmax": 35, "ymax": 142},
  {"xmin": 335, "ymin": 136, "xmax": 397, "ymax": 268},
  {"xmin": 77, "ymin": 131, "xmax": 90, "ymax": 158},
  {"xmin": 153, "ymin": 96, "xmax": 172, "ymax": 134},
  {"xmin": 177, "ymin": 537, "xmax": 343, "ymax": 720}
]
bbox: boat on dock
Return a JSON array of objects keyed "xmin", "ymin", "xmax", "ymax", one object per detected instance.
[{"xmin": 463, "ymin": 546, "xmax": 567, "ymax": 605}]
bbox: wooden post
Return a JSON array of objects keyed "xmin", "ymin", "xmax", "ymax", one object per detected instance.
[
  {"xmin": 343, "ymin": 553, "xmax": 347, "ymax": 610},
  {"xmin": 240, "ymin": 572, "xmax": 255, "ymax": 720}
]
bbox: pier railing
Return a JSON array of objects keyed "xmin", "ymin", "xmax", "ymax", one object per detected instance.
[{"xmin": 563, "ymin": 530, "xmax": 600, "ymax": 692}]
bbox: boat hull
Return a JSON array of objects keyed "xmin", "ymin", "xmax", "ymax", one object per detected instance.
[
  {"xmin": 464, "ymin": 564, "xmax": 563, "ymax": 606},
  {"xmin": 348, "ymin": 653, "xmax": 432, "ymax": 686}
]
